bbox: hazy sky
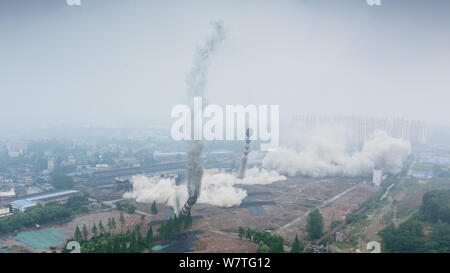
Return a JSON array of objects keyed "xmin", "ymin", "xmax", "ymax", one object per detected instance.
[{"xmin": 1, "ymin": 0, "xmax": 449, "ymax": 131}]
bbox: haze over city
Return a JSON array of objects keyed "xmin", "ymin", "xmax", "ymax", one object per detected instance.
[
  {"xmin": 1, "ymin": 0, "xmax": 450, "ymax": 133},
  {"xmin": 0, "ymin": 0, "xmax": 449, "ymax": 259}
]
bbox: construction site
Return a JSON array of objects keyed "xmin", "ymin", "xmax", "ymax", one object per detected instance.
[{"xmin": 124, "ymin": 173, "xmax": 378, "ymax": 252}]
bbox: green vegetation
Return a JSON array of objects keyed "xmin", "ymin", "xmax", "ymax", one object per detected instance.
[
  {"xmin": 67, "ymin": 220, "xmax": 154, "ymax": 253},
  {"xmin": 329, "ymin": 220, "xmax": 343, "ymax": 230},
  {"xmin": 242, "ymin": 227, "xmax": 284, "ymax": 253},
  {"xmin": 158, "ymin": 212, "xmax": 192, "ymax": 241},
  {"xmin": 306, "ymin": 209, "xmax": 324, "ymax": 240},
  {"xmin": 115, "ymin": 201, "xmax": 136, "ymax": 214},
  {"xmin": 380, "ymin": 189, "xmax": 450, "ymax": 253},
  {"xmin": 420, "ymin": 190, "xmax": 450, "ymax": 224},
  {"xmin": 65, "ymin": 193, "xmax": 89, "ymax": 214},
  {"xmin": 0, "ymin": 193, "xmax": 90, "ymax": 235},
  {"xmin": 0, "ymin": 204, "xmax": 71, "ymax": 234},
  {"xmin": 82, "ymin": 224, "xmax": 88, "ymax": 240},
  {"xmin": 74, "ymin": 225, "xmax": 82, "ymax": 242},
  {"xmin": 238, "ymin": 226, "xmax": 245, "ymax": 239},
  {"xmin": 107, "ymin": 217, "xmax": 116, "ymax": 232},
  {"xmin": 151, "ymin": 201, "xmax": 158, "ymax": 215},
  {"xmin": 379, "ymin": 219, "xmax": 428, "ymax": 253},
  {"xmin": 49, "ymin": 172, "xmax": 74, "ymax": 189},
  {"xmin": 291, "ymin": 235, "xmax": 305, "ymax": 253}
]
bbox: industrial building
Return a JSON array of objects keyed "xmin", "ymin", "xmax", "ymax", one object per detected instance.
[
  {"xmin": 10, "ymin": 190, "xmax": 79, "ymax": 212},
  {"xmin": 0, "ymin": 206, "xmax": 11, "ymax": 217},
  {"xmin": 11, "ymin": 200, "xmax": 37, "ymax": 212},
  {"xmin": 411, "ymin": 170, "xmax": 434, "ymax": 179}
]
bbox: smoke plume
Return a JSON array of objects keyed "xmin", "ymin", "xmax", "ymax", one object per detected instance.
[
  {"xmin": 186, "ymin": 21, "xmax": 226, "ymax": 98},
  {"xmin": 184, "ymin": 21, "xmax": 226, "ymax": 208},
  {"xmin": 263, "ymin": 127, "xmax": 412, "ymax": 177},
  {"xmin": 125, "ymin": 167, "xmax": 286, "ymax": 211},
  {"xmin": 123, "ymin": 176, "xmax": 188, "ymax": 211}
]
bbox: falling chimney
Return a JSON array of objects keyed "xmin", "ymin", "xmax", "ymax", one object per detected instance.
[{"xmin": 237, "ymin": 128, "xmax": 251, "ymax": 179}]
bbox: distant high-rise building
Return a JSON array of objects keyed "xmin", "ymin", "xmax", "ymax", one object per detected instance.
[
  {"xmin": 292, "ymin": 115, "xmax": 428, "ymax": 145},
  {"xmin": 47, "ymin": 160, "xmax": 55, "ymax": 171}
]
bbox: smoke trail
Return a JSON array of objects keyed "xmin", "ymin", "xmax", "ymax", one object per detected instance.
[
  {"xmin": 182, "ymin": 21, "xmax": 226, "ymax": 214},
  {"xmin": 186, "ymin": 21, "xmax": 226, "ymax": 98},
  {"xmin": 262, "ymin": 127, "xmax": 412, "ymax": 177}
]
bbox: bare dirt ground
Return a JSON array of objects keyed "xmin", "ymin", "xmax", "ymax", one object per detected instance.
[
  {"xmin": 186, "ymin": 176, "xmax": 375, "ymax": 247},
  {"xmin": 190, "ymin": 230, "xmax": 258, "ymax": 253},
  {"xmin": 54, "ymin": 210, "xmax": 151, "ymax": 239}
]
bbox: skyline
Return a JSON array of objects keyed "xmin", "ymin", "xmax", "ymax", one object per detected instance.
[{"xmin": 1, "ymin": 0, "xmax": 449, "ymax": 132}]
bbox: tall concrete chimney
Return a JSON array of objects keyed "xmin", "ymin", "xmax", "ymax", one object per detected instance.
[{"xmin": 237, "ymin": 128, "xmax": 251, "ymax": 179}]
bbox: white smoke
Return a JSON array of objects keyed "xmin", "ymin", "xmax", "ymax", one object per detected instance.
[
  {"xmin": 198, "ymin": 168, "xmax": 286, "ymax": 207},
  {"xmin": 124, "ymin": 167, "xmax": 286, "ymax": 211},
  {"xmin": 263, "ymin": 127, "xmax": 411, "ymax": 177},
  {"xmin": 123, "ymin": 175, "xmax": 188, "ymax": 211}
]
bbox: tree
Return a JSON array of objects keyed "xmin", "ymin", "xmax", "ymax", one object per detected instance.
[
  {"xmin": 379, "ymin": 220, "xmax": 427, "ymax": 253},
  {"xmin": 99, "ymin": 220, "xmax": 105, "ymax": 234},
  {"xmin": 146, "ymin": 226, "xmax": 153, "ymax": 248},
  {"xmin": 135, "ymin": 224, "xmax": 141, "ymax": 234},
  {"xmin": 82, "ymin": 224, "xmax": 89, "ymax": 240},
  {"xmin": 141, "ymin": 214, "xmax": 145, "ymax": 226},
  {"xmin": 184, "ymin": 211, "xmax": 192, "ymax": 229},
  {"xmin": 74, "ymin": 225, "xmax": 82, "ymax": 242},
  {"xmin": 421, "ymin": 190, "xmax": 450, "ymax": 224},
  {"xmin": 92, "ymin": 223, "xmax": 98, "ymax": 237},
  {"xmin": 129, "ymin": 231, "xmax": 137, "ymax": 253},
  {"xmin": 151, "ymin": 201, "xmax": 158, "ymax": 215},
  {"xmin": 238, "ymin": 227, "xmax": 245, "ymax": 240},
  {"xmin": 306, "ymin": 209, "xmax": 324, "ymax": 240},
  {"xmin": 291, "ymin": 235, "xmax": 305, "ymax": 253},
  {"xmin": 120, "ymin": 211, "xmax": 125, "ymax": 233},
  {"xmin": 49, "ymin": 172, "xmax": 74, "ymax": 189},
  {"xmin": 258, "ymin": 241, "xmax": 270, "ymax": 253},
  {"xmin": 111, "ymin": 217, "xmax": 116, "ymax": 231},
  {"xmin": 107, "ymin": 218, "xmax": 112, "ymax": 232}
]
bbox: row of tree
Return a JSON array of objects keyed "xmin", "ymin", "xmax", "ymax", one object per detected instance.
[
  {"xmin": 71, "ymin": 217, "xmax": 154, "ymax": 253},
  {"xmin": 420, "ymin": 190, "xmax": 450, "ymax": 224},
  {"xmin": 114, "ymin": 201, "xmax": 136, "ymax": 214},
  {"xmin": 73, "ymin": 226, "xmax": 154, "ymax": 253},
  {"xmin": 0, "ymin": 204, "xmax": 71, "ymax": 234},
  {"xmin": 379, "ymin": 189, "xmax": 450, "ymax": 253},
  {"xmin": 158, "ymin": 212, "xmax": 192, "ymax": 241},
  {"xmin": 238, "ymin": 227, "xmax": 284, "ymax": 253}
]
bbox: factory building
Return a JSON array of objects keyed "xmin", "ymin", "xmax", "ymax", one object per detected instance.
[
  {"xmin": 10, "ymin": 190, "xmax": 79, "ymax": 212},
  {"xmin": 11, "ymin": 200, "xmax": 37, "ymax": 212},
  {"xmin": 0, "ymin": 206, "xmax": 11, "ymax": 218}
]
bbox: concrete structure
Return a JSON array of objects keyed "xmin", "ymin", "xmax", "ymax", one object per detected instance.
[
  {"xmin": 373, "ymin": 169, "xmax": 382, "ymax": 187},
  {"xmin": 47, "ymin": 160, "xmax": 55, "ymax": 171},
  {"xmin": 0, "ymin": 206, "xmax": 11, "ymax": 217},
  {"xmin": 238, "ymin": 128, "xmax": 251, "ymax": 179},
  {"xmin": 10, "ymin": 190, "xmax": 79, "ymax": 212},
  {"xmin": 411, "ymin": 170, "xmax": 433, "ymax": 179},
  {"xmin": 11, "ymin": 200, "xmax": 38, "ymax": 212},
  {"xmin": 26, "ymin": 190, "xmax": 79, "ymax": 205},
  {"xmin": 0, "ymin": 187, "xmax": 15, "ymax": 198}
]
